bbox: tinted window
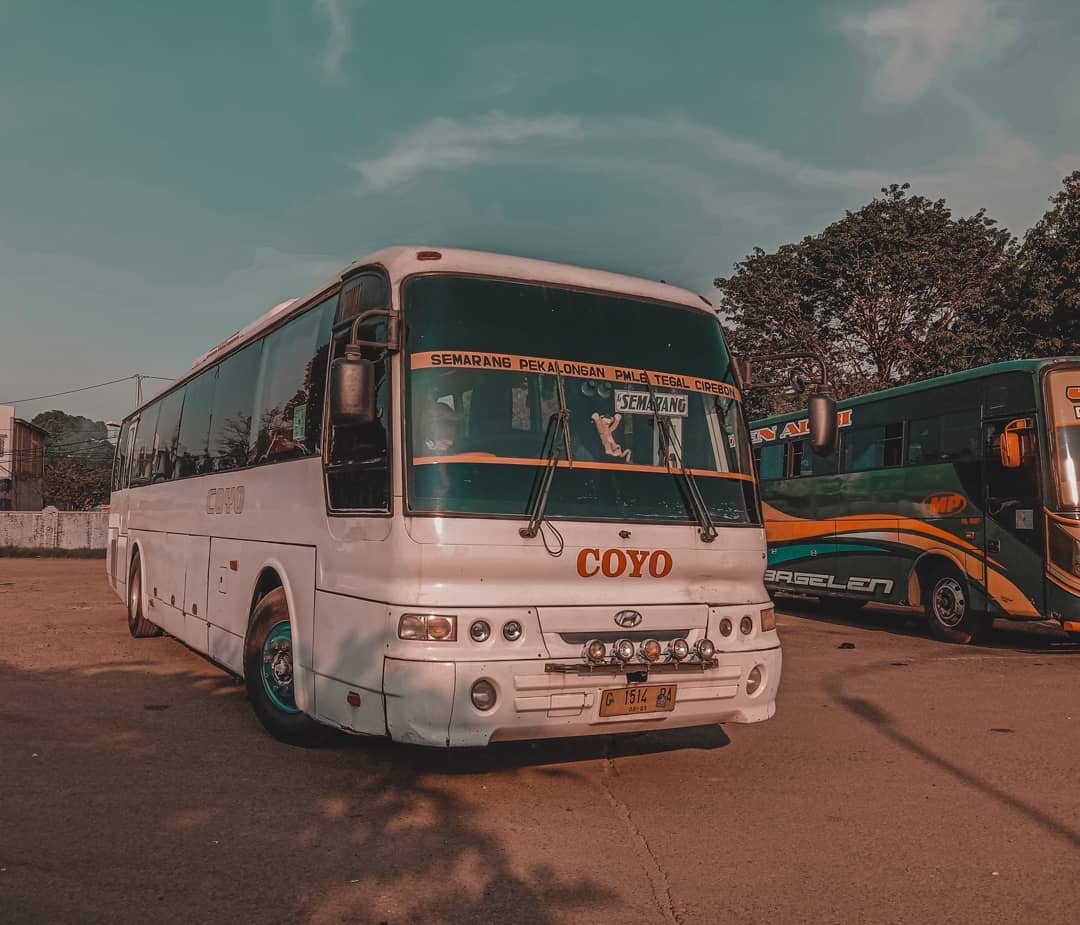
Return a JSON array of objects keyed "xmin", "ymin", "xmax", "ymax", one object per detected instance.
[
  {"xmin": 791, "ymin": 438, "xmax": 838, "ymax": 476},
  {"xmin": 152, "ymin": 387, "xmax": 185, "ymax": 482},
  {"xmin": 112, "ymin": 420, "xmax": 131, "ymax": 491},
  {"xmin": 907, "ymin": 410, "xmax": 980, "ymax": 465},
  {"xmin": 843, "ymin": 423, "xmax": 904, "ymax": 473},
  {"xmin": 208, "ymin": 342, "xmax": 262, "ymax": 471},
  {"xmin": 130, "ymin": 407, "xmax": 158, "ymax": 485},
  {"xmin": 251, "ymin": 298, "xmax": 335, "ymax": 465},
  {"xmin": 757, "ymin": 443, "xmax": 784, "ymax": 480},
  {"xmin": 176, "ymin": 369, "xmax": 216, "ymax": 478}
]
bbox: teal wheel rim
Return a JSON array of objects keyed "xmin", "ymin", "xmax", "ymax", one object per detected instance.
[{"xmin": 261, "ymin": 620, "xmax": 300, "ymax": 714}]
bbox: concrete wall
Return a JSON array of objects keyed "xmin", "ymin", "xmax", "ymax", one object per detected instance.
[{"xmin": 0, "ymin": 511, "xmax": 108, "ymax": 550}]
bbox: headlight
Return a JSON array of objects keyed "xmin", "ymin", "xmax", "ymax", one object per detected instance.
[
  {"xmin": 1049, "ymin": 521, "xmax": 1080, "ymax": 577},
  {"xmin": 469, "ymin": 619, "xmax": 491, "ymax": 642},
  {"xmin": 761, "ymin": 606, "xmax": 776, "ymax": 632},
  {"xmin": 740, "ymin": 615, "xmax": 754, "ymax": 636},
  {"xmin": 471, "ymin": 679, "xmax": 497, "ymax": 711},
  {"xmin": 746, "ymin": 665, "xmax": 764, "ymax": 695},
  {"xmin": 398, "ymin": 613, "xmax": 457, "ymax": 641},
  {"xmin": 718, "ymin": 618, "xmax": 733, "ymax": 637},
  {"xmin": 502, "ymin": 620, "xmax": 523, "ymax": 642}
]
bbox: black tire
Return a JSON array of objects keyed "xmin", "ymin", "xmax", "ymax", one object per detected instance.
[
  {"xmin": 924, "ymin": 565, "xmax": 990, "ymax": 644},
  {"xmin": 243, "ymin": 588, "xmax": 325, "ymax": 746},
  {"xmin": 127, "ymin": 550, "xmax": 162, "ymax": 638}
]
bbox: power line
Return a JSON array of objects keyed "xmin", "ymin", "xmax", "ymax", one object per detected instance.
[{"xmin": 0, "ymin": 373, "xmax": 175, "ymax": 405}]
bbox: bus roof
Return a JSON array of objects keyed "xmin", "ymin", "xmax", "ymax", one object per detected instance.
[
  {"xmin": 186, "ymin": 247, "xmax": 713, "ymax": 376},
  {"xmin": 753, "ymin": 357, "xmax": 1080, "ymax": 427}
]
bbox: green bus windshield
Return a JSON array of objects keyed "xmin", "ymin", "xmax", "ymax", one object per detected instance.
[{"xmin": 403, "ymin": 274, "xmax": 757, "ymax": 525}]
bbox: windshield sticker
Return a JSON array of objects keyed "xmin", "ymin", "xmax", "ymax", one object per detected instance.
[
  {"xmin": 591, "ymin": 412, "xmax": 632, "ymax": 461},
  {"xmin": 751, "ymin": 408, "xmax": 852, "ymax": 444},
  {"xmin": 614, "ymin": 390, "xmax": 688, "ymax": 417},
  {"xmin": 411, "ymin": 351, "xmax": 741, "ymax": 402}
]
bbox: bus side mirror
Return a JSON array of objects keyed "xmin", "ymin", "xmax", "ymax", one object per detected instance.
[
  {"xmin": 330, "ymin": 356, "xmax": 377, "ymax": 425},
  {"xmin": 999, "ymin": 418, "xmax": 1032, "ymax": 468},
  {"xmin": 808, "ymin": 391, "xmax": 837, "ymax": 457}
]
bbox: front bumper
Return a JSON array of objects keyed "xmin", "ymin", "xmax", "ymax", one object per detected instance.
[{"xmin": 383, "ymin": 646, "xmax": 782, "ymax": 747}]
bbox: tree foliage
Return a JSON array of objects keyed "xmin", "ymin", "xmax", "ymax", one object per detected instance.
[
  {"xmin": 715, "ymin": 184, "xmax": 1017, "ymax": 416},
  {"xmin": 1012, "ymin": 170, "xmax": 1080, "ymax": 356},
  {"xmin": 30, "ymin": 409, "xmax": 113, "ymax": 509}
]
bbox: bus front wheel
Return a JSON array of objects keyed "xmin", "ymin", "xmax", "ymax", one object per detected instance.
[
  {"xmin": 243, "ymin": 588, "xmax": 325, "ymax": 746},
  {"xmin": 127, "ymin": 551, "xmax": 162, "ymax": 638},
  {"xmin": 924, "ymin": 566, "xmax": 989, "ymax": 644}
]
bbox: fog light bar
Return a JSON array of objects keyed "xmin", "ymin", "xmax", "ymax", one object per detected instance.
[
  {"xmin": 640, "ymin": 638, "xmax": 662, "ymax": 662},
  {"xmin": 695, "ymin": 638, "xmax": 716, "ymax": 661},
  {"xmin": 471, "ymin": 679, "xmax": 497, "ymax": 711},
  {"xmin": 614, "ymin": 638, "xmax": 635, "ymax": 662},
  {"xmin": 746, "ymin": 665, "xmax": 764, "ymax": 695},
  {"xmin": 669, "ymin": 637, "xmax": 690, "ymax": 661},
  {"xmin": 761, "ymin": 607, "xmax": 776, "ymax": 632},
  {"xmin": 718, "ymin": 618, "xmax": 733, "ymax": 637},
  {"xmin": 585, "ymin": 639, "xmax": 607, "ymax": 664},
  {"xmin": 740, "ymin": 615, "xmax": 754, "ymax": 636}
]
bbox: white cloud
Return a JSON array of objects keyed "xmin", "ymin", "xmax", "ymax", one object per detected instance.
[
  {"xmin": 840, "ymin": 0, "xmax": 1021, "ymax": 102},
  {"xmin": 315, "ymin": 0, "xmax": 350, "ymax": 81},
  {"xmin": 350, "ymin": 108, "xmax": 1075, "ymax": 236}
]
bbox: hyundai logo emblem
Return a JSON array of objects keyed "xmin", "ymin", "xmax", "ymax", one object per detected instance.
[{"xmin": 614, "ymin": 610, "xmax": 643, "ymax": 628}]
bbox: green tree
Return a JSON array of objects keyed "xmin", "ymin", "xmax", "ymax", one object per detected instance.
[
  {"xmin": 715, "ymin": 184, "xmax": 1017, "ymax": 415},
  {"xmin": 1012, "ymin": 171, "xmax": 1080, "ymax": 356},
  {"xmin": 30, "ymin": 409, "xmax": 114, "ymax": 509}
]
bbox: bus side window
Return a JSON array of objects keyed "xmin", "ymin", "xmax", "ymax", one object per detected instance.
[
  {"xmin": 327, "ymin": 272, "xmax": 392, "ymax": 512},
  {"xmin": 152, "ymin": 387, "xmax": 185, "ymax": 482},
  {"xmin": 112, "ymin": 420, "xmax": 131, "ymax": 492},
  {"xmin": 757, "ymin": 443, "xmax": 783, "ymax": 480},
  {"xmin": 843, "ymin": 422, "xmax": 904, "ymax": 472},
  {"xmin": 176, "ymin": 368, "xmax": 216, "ymax": 478},
  {"xmin": 130, "ymin": 403, "xmax": 160, "ymax": 486},
  {"xmin": 786, "ymin": 440, "xmax": 804, "ymax": 477},
  {"xmin": 907, "ymin": 411, "xmax": 979, "ymax": 465},
  {"xmin": 208, "ymin": 342, "xmax": 263, "ymax": 472}
]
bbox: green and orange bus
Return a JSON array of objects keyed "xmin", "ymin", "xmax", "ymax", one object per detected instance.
[{"xmin": 751, "ymin": 359, "xmax": 1080, "ymax": 644}]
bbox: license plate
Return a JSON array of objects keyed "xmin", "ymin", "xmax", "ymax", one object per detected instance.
[{"xmin": 599, "ymin": 684, "xmax": 678, "ymax": 717}]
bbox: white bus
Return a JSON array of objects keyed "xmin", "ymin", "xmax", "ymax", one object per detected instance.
[{"xmin": 107, "ymin": 247, "xmax": 803, "ymax": 747}]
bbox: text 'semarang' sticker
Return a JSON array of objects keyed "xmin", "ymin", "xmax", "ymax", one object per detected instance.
[
  {"xmin": 614, "ymin": 390, "xmax": 688, "ymax": 417},
  {"xmin": 411, "ymin": 350, "xmax": 741, "ymax": 402}
]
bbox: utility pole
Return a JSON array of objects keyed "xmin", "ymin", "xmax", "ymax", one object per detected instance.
[{"xmin": 135, "ymin": 374, "xmax": 142, "ymax": 407}]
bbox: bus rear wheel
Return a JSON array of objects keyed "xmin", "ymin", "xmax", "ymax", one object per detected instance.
[
  {"xmin": 924, "ymin": 566, "xmax": 989, "ymax": 644},
  {"xmin": 127, "ymin": 551, "xmax": 162, "ymax": 638},
  {"xmin": 243, "ymin": 588, "xmax": 325, "ymax": 746}
]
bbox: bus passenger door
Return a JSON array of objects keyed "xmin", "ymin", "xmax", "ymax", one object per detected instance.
[{"xmin": 982, "ymin": 418, "xmax": 1044, "ymax": 617}]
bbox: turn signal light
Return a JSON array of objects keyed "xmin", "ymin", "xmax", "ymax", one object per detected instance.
[{"xmin": 761, "ymin": 607, "xmax": 776, "ymax": 632}]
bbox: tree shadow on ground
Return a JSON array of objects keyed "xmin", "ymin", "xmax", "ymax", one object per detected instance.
[{"xmin": 0, "ymin": 650, "xmax": 728, "ymax": 925}]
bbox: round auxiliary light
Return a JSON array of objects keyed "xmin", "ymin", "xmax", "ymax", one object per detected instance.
[
  {"xmin": 740, "ymin": 615, "xmax": 755, "ymax": 636},
  {"xmin": 669, "ymin": 638, "xmax": 690, "ymax": 661},
  {"xmin": 471, "ymin": 679, "xmax": 497, "ymax": 711},
  {"xmin": 585, "ymin": 639, "xmax": 607, "ymax": 664},
  {"xmin": 718, "ymin": 618, "xmax": 733, "ymax": 637},
  {"xmin": 502, "ymin": 620, "xmax": 523, "ymax": 642},
  {"xmin": 640, "ymin": 638, "xmax": 662, "ymax": 662},
  {"xmin": 614, "ymin": 638, "xmax": 635, "ymax": 662},
  {"xmin": 696, "ymin": 638, "xmax": 716, "ymax": 661},
  {"xmin": 746, "ymin": 665, "xmax": 764, "ymax": 696},
  {"xmin": 469, "ymin": 620, "xmax": 491, "ymax": 643}
]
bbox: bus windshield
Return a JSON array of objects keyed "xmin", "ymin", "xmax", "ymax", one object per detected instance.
[
  {"xmin": 1048, "ymin": 368, "xmax": 1080, "ymax": 509},
  {"xmin": 404, "ymin": 275, "xmax": 757, "ymax": 525}
]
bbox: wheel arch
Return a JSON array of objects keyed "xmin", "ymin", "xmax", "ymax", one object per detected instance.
[
  {"xmin": 907, "ymin": 549, "xmax": 966, "ymax": 609},
  {"xmin": 243, "ymin": 558, "xmax": 304, "ymax": 649}
]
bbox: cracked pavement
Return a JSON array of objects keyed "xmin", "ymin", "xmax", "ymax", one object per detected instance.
[{"xmin": 2, "ymin": 559, "xmax": 1080, "ymax": 924}]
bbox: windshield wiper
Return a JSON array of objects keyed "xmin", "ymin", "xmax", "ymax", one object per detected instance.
[
  {"xmin": 647, "ymin": 382, "xmax": 718, "ymax": 543},
  {"xmin": 520, "ymin": 368, "xmax": 572, "ymax": 550}
]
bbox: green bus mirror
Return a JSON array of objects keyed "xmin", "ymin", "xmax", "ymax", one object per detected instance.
[
  {"xmin": 808, "ymin": 391, "xmax": 837, "ymax": 457},
  {"xmin": 330, "ymin": 356, "xmax": 377, "ymax": 425}
]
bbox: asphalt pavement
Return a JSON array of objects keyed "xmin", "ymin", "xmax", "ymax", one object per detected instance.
[{"xmin": 2, "ymin": 558, "xmax": 1079, "ymax": 924}]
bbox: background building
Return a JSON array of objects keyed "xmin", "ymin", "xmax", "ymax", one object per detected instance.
[{"xmin": 0, "ymin": 404, "xmax": 48, "ymax": 511}]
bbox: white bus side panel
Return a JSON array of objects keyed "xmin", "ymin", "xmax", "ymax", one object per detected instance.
[{"xmin": 206, "ymin": 538, "xmax": 316, "ymax": 711}]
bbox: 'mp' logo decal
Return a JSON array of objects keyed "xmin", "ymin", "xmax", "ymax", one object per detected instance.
[{"xmin": 920, "ymin": 491, "xmax": 967, "ymax": 517}]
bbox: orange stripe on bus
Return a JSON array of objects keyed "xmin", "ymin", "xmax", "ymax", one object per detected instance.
[{"xmin": 411, "ymin": 454, "xmax": 755, "ymax": 481}]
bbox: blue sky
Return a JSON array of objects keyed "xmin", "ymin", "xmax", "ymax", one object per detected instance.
[{"xmin": 1, "ymin": 0, "xmax": 1078, "ymax": 422}]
